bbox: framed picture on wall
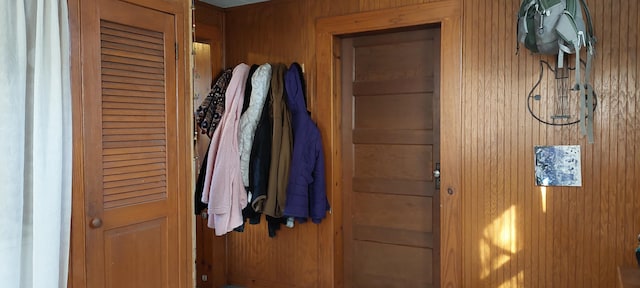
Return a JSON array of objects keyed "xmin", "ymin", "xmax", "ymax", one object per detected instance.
[{"xmin": 534, "ymin": 145, "xmax": 582, "ymax": 187}]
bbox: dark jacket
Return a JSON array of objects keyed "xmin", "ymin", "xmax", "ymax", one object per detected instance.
[
  {"xmin": 282, "ymin": 63, "xmax": 329, "ymax": 223},
  {"xmin": 247, "ymin": 89, "xmax": 272, "ymax": 215},
  {"xmin": 242, "ymin": 65, "xmax": 259, "ymax": 115},
  {"xmin": 196, "ymin": 69, "xmax": 232, "ymax": 137},
  {"xmin": 194, "ymin": 139, "xmax": 211, "ymax": 214}
]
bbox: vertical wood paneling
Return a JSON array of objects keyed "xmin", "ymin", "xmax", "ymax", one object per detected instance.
[
  {"xmin": 196, "ymin": 0, "xmax": 640, "ymax": 287},
  {"xmin": 223, "ymin": 3, "xmax": 318, "ymax": 286},
  {"xmin": 226, "ymin": 222, "xmax": 319, "ymax": 288},
  {"xmin": 195, "ymin": 1, "xmax": 225, "ymax": 77},
  {"xmin": 620, "ymin": 0, "xmax": 633, "ymax": 279},
  {"xmin": 461, "ymin": 0, "xmax": 640, "ymax": 287},
  {"xmin": 463, "ymin": 0, "xmax": 477, "ymax": 286},
  {"xmin": 222, "ymin": 1, "xmax": 452, "ymax": 288},
  {"xmin": 193, "ymin": 4, "xmax": 227, "ymax": 288},
  {"xmin": 628, "ymin": 0, "xmax": 639, "ymax": 273}
]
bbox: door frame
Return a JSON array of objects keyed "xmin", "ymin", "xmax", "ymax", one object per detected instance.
[{"xmin": 315, "ymin": 1, "xmax": 462, "ymax": 286}]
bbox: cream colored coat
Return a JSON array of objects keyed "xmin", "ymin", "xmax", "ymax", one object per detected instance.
[{"xmin": 238, "ymin": 63, "xmax": 272, "ymax": 190}]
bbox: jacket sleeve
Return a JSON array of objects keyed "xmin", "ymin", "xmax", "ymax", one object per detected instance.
[
  {"xmin": 249, "ymin": 100, "xmax": 272, "ymax": 213},
  {"xmin": 310, "ymin": 131, "xmax": 329, "ymax": 223}
]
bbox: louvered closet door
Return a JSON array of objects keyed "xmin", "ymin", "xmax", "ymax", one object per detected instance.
[{"xmin": 82, "ymin": 0, "xmax": 179, "ymax": 287}]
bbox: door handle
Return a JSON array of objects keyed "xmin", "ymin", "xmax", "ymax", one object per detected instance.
[
  {"xmin": 90, "ymin": 218, "xmax": 103, "ymax": 228},
  {"xmin": 433, "ymin": 162, "xmax": 440, "ymax": 190}
]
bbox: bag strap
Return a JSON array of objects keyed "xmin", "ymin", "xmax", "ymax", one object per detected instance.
[
  {"xmin": 585, "ymin": 51, "xmax": 595, "ymax": 143},
  {"xmin": 554, "ymin": 1, "xmax": 595, "ymax": 142},
  {"xmin": 580, "ymin": 0, "xmax": 596, "ymax": 143},
  {"xmin": 575, "ymin": 44, "xmax": 586, "ymax": 137},
  {"xmin": 565, "ymin": 0, "xmax": 577, "ymax": 17},
  {"xmin": 580, "ymin": 0, "xmax": 595, "ymax": 43}
]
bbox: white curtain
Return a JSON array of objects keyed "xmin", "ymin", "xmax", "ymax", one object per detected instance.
[{"xmin": 0, "ymin": 0, "xmax": 72, "ymax": 287}]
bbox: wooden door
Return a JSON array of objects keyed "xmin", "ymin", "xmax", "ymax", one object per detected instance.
[
  {"xmin": 341, "ymin": 27, "xmax": 441, "ymax": 288},
  {"xmin": 80, "ymin": 0, "xmax": 181, "ymax": 287}
]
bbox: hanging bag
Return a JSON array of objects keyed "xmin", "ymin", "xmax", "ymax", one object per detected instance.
[{"xmin": 517, "ymin": 0, "xmax": 597, "ymax": 143}]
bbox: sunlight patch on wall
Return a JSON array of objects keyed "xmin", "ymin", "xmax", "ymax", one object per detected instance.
[
  {"xmin": 480, "ymin": 205, "xmax": 519, "ymax": 279},
  {"xmin": 540, "ymin": 186, "xmax": 547, "ymax": 213},
  {"xmin": 497, "ymin": 271, "xmax": 525, "ymax": 288}
]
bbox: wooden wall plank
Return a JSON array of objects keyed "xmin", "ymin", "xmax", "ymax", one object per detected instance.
[{"xmin": 626, "ymin": 0, "xmax": 639, "ymax": 273}]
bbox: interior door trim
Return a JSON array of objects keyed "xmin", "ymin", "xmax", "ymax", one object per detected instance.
[{"xmin": 315, "ymin": 1, "xmax": 463, "ymax": 287}]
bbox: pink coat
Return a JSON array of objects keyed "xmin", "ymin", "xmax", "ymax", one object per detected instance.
[{"xmin": 201, "ymin": 64, "xmax": 250, "ymax": 235}]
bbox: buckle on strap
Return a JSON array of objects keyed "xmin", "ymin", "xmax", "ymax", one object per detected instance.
[
  {"xmin": 578, "ymin": 31, "xmax": 586, "ymax": 48},
  {"xmin": 587, "ymin": 40, "xmax": 595, "ymax": 55}
]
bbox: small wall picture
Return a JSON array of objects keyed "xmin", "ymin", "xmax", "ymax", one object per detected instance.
[{"xmin": 534, "ymin": 145, "xmax": 582, "ymax": 187}]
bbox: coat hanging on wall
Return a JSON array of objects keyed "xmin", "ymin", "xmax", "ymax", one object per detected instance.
[
  {"xmin": 201, "ymin": 64, "xmax": 250, "ymax": 236},
  {"xmin": 282, "ymin": 63, "xmax": 330, "ymax": 224},
  {"xmin": 194, "ymin": 62, "xmax": 329, "ymax": 237}
]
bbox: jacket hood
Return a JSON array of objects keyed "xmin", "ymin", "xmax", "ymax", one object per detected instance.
[{"xmin": 284, "ymin": 63, "xmax": 308, "ymax": 114}]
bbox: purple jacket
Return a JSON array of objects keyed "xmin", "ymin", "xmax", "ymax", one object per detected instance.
[{"xmin": 283, "ymin": 63, "xmax": 330, "ymax": 223}]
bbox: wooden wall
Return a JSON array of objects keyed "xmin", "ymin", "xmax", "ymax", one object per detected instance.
[
  {"xmin": 461, "ymin": 0, "xmax": 640, "ymax": 287},
  {"xmin": 194, "ymin": 1, "xmax": 224, "ymax": 73},
  {"xmin": 224, "ymin": 3, "xmax": 450, "ymax": 287},
  {"xmin": 203, "ymin": 0, "xmax": 640, "ymax": 287},
  {"xmin": 193, "ymin": 2, "xmax": 226, "ymax": 288},
  {"xmin": 223, "ymin": 3, "xmax": 323, "ymax": 287}
]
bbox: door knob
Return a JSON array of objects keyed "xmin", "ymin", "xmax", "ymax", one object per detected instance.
[
  {"xmin": 90, "ymin": 218, "xmax": 103, "ymax": 228},
  {"xmin": 433, "ymin": 162, "xmax": 441, "ymax": 190}
]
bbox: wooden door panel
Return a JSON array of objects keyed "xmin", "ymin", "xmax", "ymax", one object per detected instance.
[
  {"xmin": 354, "ymin": 93, "xmax": 434, "ymax": 130},
  {"xmin": 104, "ymin": 218, "xmax": 166, "ymax": 288},
  {"xmin": 82, "ymin": 0, "xmax": 179, "ymax": 287},
  {"xmin": 354, "ymin": 42, "xmax": 436, "ymax": 82},
  {"xmin": 354, "ymin": 144, "xmax": 433, "ymax": 180},
  {"xmin": 352, "ymin": 241, "xmax": 433, "ymax": 287},
  {"xmin": 352, "ymin": 129, "xmax": 435, "ymax": 145},
  {"xmin": 102, "ymin": 201, "xmax": 169, "ymax": 229},
  {"xmin": 352, "ymin": 192, "xmax": 433, "ymax": 232},
  {"xmin": 352, "ymin": 224, "xmax": 434, "ymax": 248},
  {"xmin": 343, "ymin": 27, "xmax": 441, "ymax": 288},
  {"xmin": 352, "ymin": 178, "xmax": 434, "ymax": 197},
  {"xmin": 352, "ymin": 78, "xmax": 435, "ymax": 96}
]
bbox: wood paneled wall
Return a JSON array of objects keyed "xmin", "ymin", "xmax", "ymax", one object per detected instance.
[
  {"xmin": 194, "ymin": 1, "xmax": 224, "ymax": 74},
  {"xmin": 222, "ymin": 3, "xmax": 322, "ymax": 286},
  {"xmin": 461, "ymin": 0, "xmax": 640, "ymax": 287},
  {"xmin": 223, "ymin": 2, "xmax": 451, "ymax": 287},
  {"xmin": 193, "ymin": 3, "xmax": 226, "ymax": 288},
  {"xmin": 203, "ymin": 0, "xmax": 640, "ymax": 287}
]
